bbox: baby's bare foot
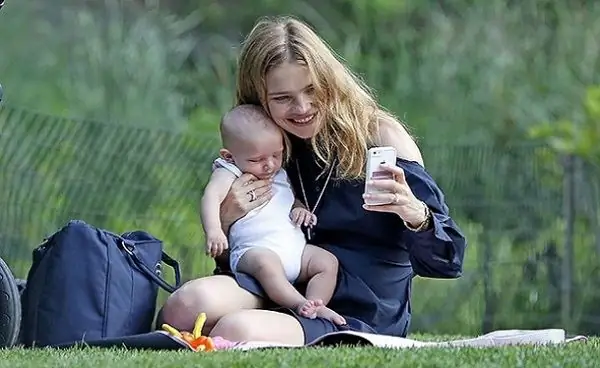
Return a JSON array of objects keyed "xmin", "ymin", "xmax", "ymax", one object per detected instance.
[
  {"xmin": 315, "ymin": 306, "xmax": 347, "ymax": 326},
  {"xmin": 297, "ymin": 299, "xmax": 323, "ymax": 319}
]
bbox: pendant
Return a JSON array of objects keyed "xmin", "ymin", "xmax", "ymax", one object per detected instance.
[{"xmin": 306, "ymin": 226, "xmax": 313, "ymax": 241}]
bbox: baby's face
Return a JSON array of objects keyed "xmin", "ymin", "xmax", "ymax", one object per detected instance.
[{"xmin": 227, "ymin": 132, "xmax": 285, "ymax": 180}]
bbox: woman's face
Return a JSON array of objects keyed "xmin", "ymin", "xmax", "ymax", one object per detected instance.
[{"xmin": 265, "ymin": 61, "xmax": 322, "ymax": 139}]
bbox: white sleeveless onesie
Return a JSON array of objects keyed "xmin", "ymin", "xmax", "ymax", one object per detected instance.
[{"xmin": 212, "ymin": 158, "xmax": 307, "ymax": 282}]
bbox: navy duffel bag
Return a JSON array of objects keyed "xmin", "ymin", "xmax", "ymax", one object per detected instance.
[{"xmin": 20, "ymin": 220, "xmax": 181, "ymax": 347}]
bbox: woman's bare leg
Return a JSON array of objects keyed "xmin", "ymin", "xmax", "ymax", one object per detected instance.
[
  {"xmin": 210, "ymin": 309, "xmax": 305, "ymax": 345},
  {"xmin": 161, "ymin": 275, "xmax": 263, "ymax": 334}
]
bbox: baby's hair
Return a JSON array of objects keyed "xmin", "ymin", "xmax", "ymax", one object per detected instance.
[
  {"xmin": 219, "ymin": 104, "xmax": 291, "ymax": 163},
  {"xmin": 220, "ymin": 104, "xmax": 276, "ymax": 149}
]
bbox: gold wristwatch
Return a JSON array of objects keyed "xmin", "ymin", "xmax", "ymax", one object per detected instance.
[{"xmin": 403, "ymin": 201, "xmax": 432, "ymax": 232}]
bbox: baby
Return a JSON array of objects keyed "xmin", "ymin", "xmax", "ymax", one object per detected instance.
[{"xmin": 200, "ymin": 104, "xmax": 345, "ymax": 324}]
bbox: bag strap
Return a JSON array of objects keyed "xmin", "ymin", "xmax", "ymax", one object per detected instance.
[
  {"xmin": 160, "ymin": 251, "xmax": 182, "ymax": 287},
  {"xmin": 118, "ymin": 241, "xmax": 181, "ymax": 294}
]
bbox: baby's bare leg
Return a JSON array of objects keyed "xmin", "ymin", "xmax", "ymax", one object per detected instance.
[
  {"xmin": 237, "ymin": 247, "xmax": 307, "ymax": 311},
  {"xmin": 298, "ymin": 244, "xmax": 339, "ymax": 304},
  {"xmin": 297, "ymin": 245, "xmax": 346, "ymax": 324}
]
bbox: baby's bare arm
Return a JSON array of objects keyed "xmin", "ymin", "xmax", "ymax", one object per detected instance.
[
  {"xmin": 200, "ymin": 168, "xmax": 236, "ymax": 235},
  {"xmin": 286, "ymin": 175, "xmax": 307, "ymax": 211}
]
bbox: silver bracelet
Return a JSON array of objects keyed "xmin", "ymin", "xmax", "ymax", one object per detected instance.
[{"xmin": 403, "ymin": 201, "xmax": 431, "ymax": 232}]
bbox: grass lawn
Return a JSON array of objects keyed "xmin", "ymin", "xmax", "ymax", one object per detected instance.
[
  {"xmin": 0, "ymin": 334, "xmax": 597, "ymax": 368},
  {"xmin": 0, "ymin": 335, "xmax": 600, "ymax": 368}
]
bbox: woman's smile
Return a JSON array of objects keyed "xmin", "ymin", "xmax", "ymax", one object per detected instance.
[{"xmin": 288, "ymin": 113, "xmax": 316, "ymax": 126}]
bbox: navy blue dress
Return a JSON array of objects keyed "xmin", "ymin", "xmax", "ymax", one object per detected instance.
[{"xmin": 217, "ymin": 135, "xmax": 467, "ymax": 343}]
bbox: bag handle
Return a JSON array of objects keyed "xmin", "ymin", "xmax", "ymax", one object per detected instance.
[
  {"xmin": 119, "ymin": 240, "xmax": 181, "ymax": 294},
  {"xmin": 160, "ymin": 251, "xmax": 182, "ymax": 287}
]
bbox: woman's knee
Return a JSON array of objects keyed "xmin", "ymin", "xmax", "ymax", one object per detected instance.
[
  {"xmin": 161, "ymin": 275, "xmax": 260, "ymax": 331},
  {"xmin": 161, "ymin": 278, "xmax": 217, "ymax": 330}
]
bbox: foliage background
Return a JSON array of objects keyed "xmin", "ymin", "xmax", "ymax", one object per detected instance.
[{"xmin": 1, "ymin": 0, "xmax": 599, "ymax": 336}]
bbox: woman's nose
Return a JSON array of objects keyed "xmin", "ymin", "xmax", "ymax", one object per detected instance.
[{"xmin": 294, "ymin": 95, "xmax": 311, "ymax": 114}]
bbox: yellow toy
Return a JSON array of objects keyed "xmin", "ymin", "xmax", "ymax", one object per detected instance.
[{"xmin": 161, "ymin": 312, "xmax": 216, "ymax": 352}]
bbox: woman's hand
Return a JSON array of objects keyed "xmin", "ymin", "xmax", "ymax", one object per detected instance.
[
  {"xmin": 220, "ymin": 173, "xmax": 273, "ymax": 233},
  {"xmin": 362, "ymin": 164, "xmax": 429, "ymax": 228}
]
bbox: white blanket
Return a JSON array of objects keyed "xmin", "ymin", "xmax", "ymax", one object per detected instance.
[{"xmin": 225, "ymin": 329, "xmax": 587, "ymax": 351}]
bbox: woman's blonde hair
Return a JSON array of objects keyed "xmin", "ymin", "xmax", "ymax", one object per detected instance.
[{"xmin": 236, "ymin": 15, "xmax": 405, "ymax": 179}]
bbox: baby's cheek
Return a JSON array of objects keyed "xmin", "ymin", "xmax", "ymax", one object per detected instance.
[
  {"xmin": 243, "ymin": 164, "xmax": 262, "ymax": 177},
  {"xmin": 274, "ymin": 159, "xmax": 283, "ymax": 171},
  {"xmin": 236, "ymin": 162, "xmax": 249, "ymax": 173}
]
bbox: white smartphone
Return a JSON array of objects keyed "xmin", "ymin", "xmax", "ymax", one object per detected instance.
[{"xmin": 364, "ymin": 146, "xmax": 397, "ymax": 206}]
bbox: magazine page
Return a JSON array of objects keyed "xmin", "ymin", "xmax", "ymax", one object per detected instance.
[
  {"xmin": 307, "ymin": 330, "xmax": 439, "ymax": 348},
  {"xmin": 305, "ymin": 328, "xmax": 586, "ymax": 349},
  {"xmin": 443, "ymin": 329, "xmax": 588, "ymax": 347},
  {"xmin": 160, "ymin": 328, "xmax": 587, "ymax": 351},
  {"xmin": 229, "ymin": 340, "xmax": 301, "ymax": 351}
]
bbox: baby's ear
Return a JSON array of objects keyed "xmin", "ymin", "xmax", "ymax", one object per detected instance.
[{"xmin": 219, "ymin": 149, "xmax": 234, "ymax": 162}]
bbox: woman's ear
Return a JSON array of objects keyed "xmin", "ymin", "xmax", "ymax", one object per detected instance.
[{"xmin": 219, "ymin": 149, "xmax": 234, "ymax": 162}]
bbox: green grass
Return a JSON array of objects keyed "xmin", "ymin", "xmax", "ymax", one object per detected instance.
[{"xmin": 0, "ymin": 335, "xmax": 597, "ymax": 368}]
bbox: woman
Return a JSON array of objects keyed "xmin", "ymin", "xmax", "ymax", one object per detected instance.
[{"xmin": 161, "ymin": 16, "xmax": 467, "ymax": 345}]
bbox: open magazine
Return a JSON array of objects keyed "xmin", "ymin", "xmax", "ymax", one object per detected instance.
[{"xmin": 158, "ymin": 328, "xmax": 588, "ymax": 351}]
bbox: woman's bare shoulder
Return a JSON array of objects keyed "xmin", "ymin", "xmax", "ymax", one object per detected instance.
[{"xmin": 376, "ymin": 117, "xmax": 424, "ymax": 166}]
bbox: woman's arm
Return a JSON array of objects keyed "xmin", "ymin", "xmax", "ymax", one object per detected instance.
[
  {"xmin": 400, "ymin": 158, "xmax": 466, "ymax": 278},
  {"xmin": 375, "ymin": 118, "xmax": 424, "ymax": 166},
  {"xmin": 374, "ymin": 118, "xmax": 466, "ymax": 279}
]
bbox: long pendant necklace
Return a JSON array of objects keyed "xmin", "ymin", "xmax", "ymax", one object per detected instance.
[{"xmin": 295, "ymin": 159, "xmax": 336, "ymax": 241}]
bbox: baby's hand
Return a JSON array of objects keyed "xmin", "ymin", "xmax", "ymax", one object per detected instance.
[
  {"xmin": 205, "ymin": 230, "xmax": 228, "ymax": 258},
  {"xmin": 290, "ymin": 207, "xmax": 317, "ymax": 228}
]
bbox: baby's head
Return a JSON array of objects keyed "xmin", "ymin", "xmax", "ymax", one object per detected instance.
[{"xmin": 219, "ymin": 104, "xmax": 285, "ymax": 180}]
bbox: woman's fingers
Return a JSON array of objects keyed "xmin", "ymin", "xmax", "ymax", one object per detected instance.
[
  {"xmin": 237, "ymin": 173, "xmax": 271, "ymax": 191},
  {"xmin": 230, "ymin": 174, "xmax": 273, "ymax": 210},
  {"xmin": 366, "ymin": 178, "xmax": 402, "ymax": 193},
  {"xmin": 245, "ymin": 186, "xmax": 272, "ymax": 210},
  {"xmin": 378, "ymin": 164, "xmax": 406, "ymax": 183},
  {"xmin": 363, "ymin": 192, "xmax": 408, "ymax": 205},
  {"xmin": 236, "ymin": 173, "xmax": 260, "ymax": 186},
  {"xmin": 241, "ymin": 186, "xmax": 272, "ymax": 210},
  {"xmin": 250, "ymin": 184, "xmax": 272, "ymax": 201},
  {"xmin": 362, "ymin": 203, "xmax": 395, "ymax": 212},
  {"xmin": 238, "ymin": 176, "xmax": 272, "ymax": 200}
]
